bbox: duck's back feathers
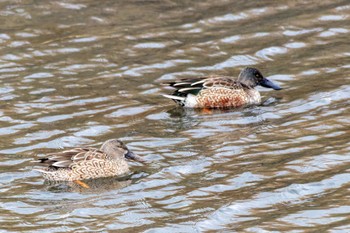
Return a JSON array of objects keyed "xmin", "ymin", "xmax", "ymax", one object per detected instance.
[
  {"xmin": 164, "ymin": 75, "xmax": 248, "ymax": 93},
  {"xmin": 38, "ymin": 148, "xmax": 107, "ymax": 169}
]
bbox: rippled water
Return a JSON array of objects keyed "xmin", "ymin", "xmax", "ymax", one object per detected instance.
[{"xmin": 0, "ymin": 0, "xmax": 349, "ymax": 232}]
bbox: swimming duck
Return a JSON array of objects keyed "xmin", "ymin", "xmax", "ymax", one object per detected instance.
[
  {"xmin": 35, "ymin": 139, "xmax": 144, "ymax": 181},
  {"xmin": 163, "ymin": 67, "xmax": 282, "ymax": 108}
]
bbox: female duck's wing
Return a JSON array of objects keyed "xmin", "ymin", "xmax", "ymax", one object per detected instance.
[{"xmin": 38, "ymin": 148, "xmax": 107, "ymax": 169}]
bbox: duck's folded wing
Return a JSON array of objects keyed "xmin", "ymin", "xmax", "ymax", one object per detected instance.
[
  {"xmin": 175, "ymin": 76, "xmax": 245, "ymax": 93},
  {"xmin": 202, "ymin": 76, "xmax": 245, "ymax": 90},
  {"xmin": 38, "ymin": 148, "xmax": 106, "ymax": 168},
  {"xmin": 163, "ymin": 76, "xmax": 248, "ymax": 99},
  {"xmin": 163, "ymin": 77, "xmax": 206, "ymax": 89}
]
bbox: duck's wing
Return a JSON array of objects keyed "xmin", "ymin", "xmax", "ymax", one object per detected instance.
[
  {"xmin": 38, "ymin": 148, "xmax": 107, "ymax": 168},
  {"xmin": 163, "ymin": 76, "xmax": 208, "ymax": 95},
  {"xmin": 165, "ymin": 75, "xmax": 247, "ymax": 95},
  {"xmin": 201, "ymin": 76, "xmax": 248, "ymax": 90}
]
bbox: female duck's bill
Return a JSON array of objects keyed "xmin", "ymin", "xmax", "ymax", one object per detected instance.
[{"xmin": 125, "ymin": 149, "xmax": 145, "ymax": 163}]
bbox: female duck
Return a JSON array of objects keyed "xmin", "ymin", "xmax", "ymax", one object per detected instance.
[
  {"xmin": 35, "ymin": 139, "xmax": 144, "ymax": 181},
  {"xmin": 163, "ymin": 67, "xmax": 282, "ymax": 108}
]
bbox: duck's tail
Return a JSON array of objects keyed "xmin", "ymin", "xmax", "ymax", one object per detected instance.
[
  {"xmin": 162, "ymin": 94, "xmax": 187, "ymax": 107},
  {"xmin": 162, "ymin": 94, "xmax": 186, "ymax": 102},
  {"xmin": 33, "ymin": 168, "xmax": 49, "ymax": 173}
]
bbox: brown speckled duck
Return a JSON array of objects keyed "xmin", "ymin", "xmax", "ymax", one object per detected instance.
[
  {"xmin": 163, "ymin": 67, "xmax": 282, "ymax": 108},
  {"xmin": 35, "ymin": 139, "xmax": 144, "ymax": 181}
]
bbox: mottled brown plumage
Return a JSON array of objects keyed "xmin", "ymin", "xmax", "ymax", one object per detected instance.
[{"xmin": 35, "ymin": 139, "xmax": 144, "ymax": 181}]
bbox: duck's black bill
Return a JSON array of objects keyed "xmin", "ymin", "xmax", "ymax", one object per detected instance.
[
  {"xmin": 260, "ymin": 78, "xmax": 282, "ymax": 90},
  {"xmin": 125, "ymin": 150, "xmax": 145, "ymax": 163}
]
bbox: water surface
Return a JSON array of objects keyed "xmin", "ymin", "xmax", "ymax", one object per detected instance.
[{"xmin": 0, "ymin": 0, "xmax": 350, "ymax": 232}]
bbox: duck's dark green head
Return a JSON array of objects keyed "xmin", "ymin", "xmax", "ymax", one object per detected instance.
[{"xmin": 238, "ymin": 67, "xmax": 282, "ymax": 90}]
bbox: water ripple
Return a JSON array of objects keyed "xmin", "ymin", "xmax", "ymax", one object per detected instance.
[{"xmin": 0, "ymin": 0, "xmax": 349, "ymax": 232}]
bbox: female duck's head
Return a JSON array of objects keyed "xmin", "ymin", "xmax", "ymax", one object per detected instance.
[
  {"xmin": 238, "ymin": 67, "xmax": 282, "ymax": 90},
  {"xmin": 100, "ymin": 139, "xmax": 145, "ymax": 162}
]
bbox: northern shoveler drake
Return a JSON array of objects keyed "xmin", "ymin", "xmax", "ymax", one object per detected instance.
[
  {"xmin": 163, "ymin": 67, "xmax": 282, "ymax": 108},
  {"xmin": 35, "ymin": 139, "xmax": 144, "ymax": 182}
]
